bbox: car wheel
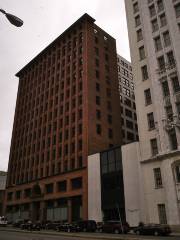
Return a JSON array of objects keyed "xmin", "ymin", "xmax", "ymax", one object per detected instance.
[
  {"xmin": 136, "ymin": 230, "xmax": 140, "ymax": 235},
  {"xmin": 114, "ymin": 229, "xmax": 120, "ymax": 234},
  {"xmin": 154, "ymin": 230, "xmax": 159, "ymax": 236},
  {"xmin": 83, "ymin": 228, "xmax": 87, "ymax": 232}
]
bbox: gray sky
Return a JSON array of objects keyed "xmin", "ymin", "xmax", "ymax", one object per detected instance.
[{"xmin": 0, "ymin": 0, "xmax": 130, "ymax": 171}]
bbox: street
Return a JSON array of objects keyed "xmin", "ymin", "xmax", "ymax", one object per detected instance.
[{"xmin": 0, "ymin": 230, "xmax": 180, "ymax": 240}]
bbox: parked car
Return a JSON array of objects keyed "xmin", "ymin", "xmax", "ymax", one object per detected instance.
[
  {"xmin": 0, "ymin": 216, "xmax": 7, "ymax": 227},
  {"xmin": 13, "ymin": 219, "xmax": 25, "ymax": 228},
  {"xmin": 134, "ymin": 223, "xmax": 171, "ymax": 236},
  {"xmin": 76, "ymin": 220, "xmax": 97, "ymax": 232},
  {"xmin": 45, "ymin": 221, "xmax": 62, "ymax": 230},
  {"xmin": 56, "ymin": 223, "xmax": 80, "ymax": 232},
  {"xmin": 96, "ymin": 222, "xmax": 103, "ymax": 232},
  {"xmin": 100, "ymin": 220, "xmax": 130, "ymax": 234},
  {"xmin": 21, "ymin": 221, "xmax": 41, "ymax": 231}
]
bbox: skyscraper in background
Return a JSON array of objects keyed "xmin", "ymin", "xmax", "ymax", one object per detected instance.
[{"xmin": 117, "ymin": 54, "xmax": 139, "ymax": 144}]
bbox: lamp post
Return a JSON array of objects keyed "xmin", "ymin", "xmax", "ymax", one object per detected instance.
[{"xmin": 0, "ymin": 8, "xmax": 23, "ymax": 27}]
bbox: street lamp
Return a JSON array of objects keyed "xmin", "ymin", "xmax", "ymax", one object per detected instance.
[{"xmin": 0, "ymin": 9, "xmax": 23, "ymax": 27}]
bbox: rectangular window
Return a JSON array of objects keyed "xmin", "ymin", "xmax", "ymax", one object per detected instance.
[
  {"xmin": 151, "ymin": 18, "xmax": 159, "ymax": 32},
  {"xmin": 108, "ymin": 114, "xmax": 112, "ymax": 124},
  {"xmin": 163, "ymin": 31, "xmax": 171, "ymax": 47},
  {"xmin": 96, "ymin": 70, "xmax": 99, "ymax": 78},
  {"xmin": 124, "ymin": 98, "xmax": 131, "ymax": 107},
  {"xmin": 96, "ymin": 124, "xmax": 101, "ymax": 135},
  {"xmin": 95, "ymin": 47, "xmax": 99, "ymax": 56},
  {"xmin": 57, "ymin": 181, "xmax": 67, "ymax": 192},
  {"xmin": 151, "ymin": 138, "xmax": 158, "ymax": 155},
  {"xmin": 135, "ymin": 15, "xmax": 141, "ymax": 27},
  {"xmin": 127, "ymin": 131, "xmax": 134, "ymax": 141},
  {"xmin": 137, "ymin": 29, "xmax": 143, "ymax": 42},
  {"xmin": 108, "ymin": 128, "xmax": 113, "ymax": 139},
  {"xmin": 126, "ymin": 120, "xmax": 133, "ymax": 130},
  {"xmin": 125, "ymin": 109, "xmax": 133, "ymax": 118},
  {"xmin": 96, "ymin": 96, "xmax": 100, "ymax": 105},
  {"xmin": 167, "ymin": 51, "xmax": 175, "ymax": 66},
  {"xmin": 175, "ymin": 3, "xmax": 180, "ymax": 18},
  {"xmin": 176, "ymin": 103, "xmax": 180, "ymax": 115},
  {"xmin": 157, "ymin": 55, "xmax": 165, "ymax": 70},
  {"xmin": 169, "ymin": 131, "xmax": 178, "ymax": 150},
  {"xmin": 149, "ymin": 4, "xmax": 156, "ymax": 17},
  {"xmin": 46, "ymin": 183, "xmax": 54, "ymax": 194},
  {"xmin": 154, "ymin": 168, "xmax": 162, "ymax": 188},
  {"xmin": 139, "ymin": 46, "xmax": 145, "ymax": 60},
  {"xmin": 96, "ymin": 110, "xmax": 101, "ymax": 120},
  {"xmin": 7, "ymin": 192, "xmax": 13, "ymax": 201},
  {"xmin": 166, "ymin": 105, "xmax": 173, "ymax": 121},
  {"xmin": 175, "ymin": 165, "xmax": 180, "ymax": 183},
  {"xmin": 144, "ymin": 88, "xmax": 152, "ymax": 105},
  {"xmin": 147, "ymin": 112, "xmax": 155, "ymax": 130},
  {"xmin": 16, "ymin": 191, "xmax": 21, "ymax": 199},
  {"xmin": 141, "ymin": 65, "xmax": 148, "ymax": 80},
  {"xmin": 158, "ymin": 204, "xmax": 167, "ymax": 224},
  {"xmin": 133, "ymin": 2, "xmax": 139, "ymax": 13},
  {"xmin": 71, "ymin": 177, "xmax": 82, "ymax": 189},
  {"xmin": 159, "ymin": 13, "xmax": 167, "ymax": 27},
  {"xmin": 157, "ymin": 0, "xmax": 164, "ymax": 12},
  {"xmin": 154, "ymin": 36, "xmax": 162, "ymax": 51},
  {"xmin": 162, "ymin": 81, "xmax": 170, "ymax": 97},
  {"xmin": 96, "ymin": 82, "xmax": 100, "ymax": 91},
  {"xmin": 172, "ymin": 76, "xmax": 180, "ymax": 93}
]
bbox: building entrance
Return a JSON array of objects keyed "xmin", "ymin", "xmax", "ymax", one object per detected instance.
[{"xmin": 32, "ymin": 202, "xmax": 40, "ymax": 221}]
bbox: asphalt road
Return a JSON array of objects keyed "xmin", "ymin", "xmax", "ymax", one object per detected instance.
[{"xmin": 0, "ymin": 230, "xmax": 180, "ymax": 240}]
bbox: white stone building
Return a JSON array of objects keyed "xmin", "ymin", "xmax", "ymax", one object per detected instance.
[{"xmin": 123, "ymin": 0, "xmax": 180, "ymax": 228}]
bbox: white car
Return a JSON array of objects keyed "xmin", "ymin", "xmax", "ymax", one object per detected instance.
[{"xmin": 0, "ymin": 216, "xmax": 7, "ymax": 226}]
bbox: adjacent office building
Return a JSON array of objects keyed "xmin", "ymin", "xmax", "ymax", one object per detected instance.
[
  {"xmin": 123, "ymin": 0, "xmax": 180, "ymax": 227},
  {"xmin": 5, "ymin": 14, "xmax": 122, "ymax": 222},
  {"xmin": 88, "ymin": 146, "xmax": 125, "ymax": 222},
  {"xmin": 0, "ymin": 171, "xmax": 7, "ymax": 216},
  {"xmin": 117, "ymin": 55, "xmax": 138, "ymax": 144}
]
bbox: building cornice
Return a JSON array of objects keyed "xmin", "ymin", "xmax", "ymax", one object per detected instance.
[{"xmin": 141, "ymin": 149, "xmax": 180, "ymax": 164}]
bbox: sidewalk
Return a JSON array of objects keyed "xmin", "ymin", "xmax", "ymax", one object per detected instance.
[{"xmin": 0, "ymin": 226, "xmax": 180, "ymax": 239}]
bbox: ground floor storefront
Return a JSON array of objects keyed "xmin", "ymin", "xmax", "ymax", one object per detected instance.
[{"xmin": 6, "ymin": 195, "xmax": 83, "ymax": 223}]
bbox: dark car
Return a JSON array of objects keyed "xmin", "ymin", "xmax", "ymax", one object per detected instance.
[
  {"xmin": 100, "ymin": 221, "xmax": 130, "ymax": 234},
  {"xmin": 45, "ymin": 221, "xmax": 62, "ymax": 230},
  {"xmin": 13, "ymin": 219, "xmax": 26, "ymax": 228},
  {"xmin": 56, "ymin": 223, "xmax": 80, "ymax": 232},
  {"xmin": 76, "ymin": 220, "xmax": 97, "ymax": 232},
  {"xmin": 134, "ymin": 223, "xmax": 171, "ymax": 236},
  {"xmin": 21, "ymin": 221, "xmax": 41, "ymax": 231}
]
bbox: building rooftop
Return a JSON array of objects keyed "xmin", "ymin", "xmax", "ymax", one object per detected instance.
[{"xmin": 16, "ymin": 13, "xmax": 95, "ymax": 77}]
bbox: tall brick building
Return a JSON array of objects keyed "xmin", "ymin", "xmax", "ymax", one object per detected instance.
[{"xmin": 5, "ymin": 14, "xmax": 121, "ymax": 222}]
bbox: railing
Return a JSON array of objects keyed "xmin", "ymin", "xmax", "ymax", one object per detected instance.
[
  {"xmin": 156, "ymin": 61, "xmax": 176, "ymax": 75},
  {"xmin": 163, "ymin": 116, "xmax": 180, "ymax": 132}
]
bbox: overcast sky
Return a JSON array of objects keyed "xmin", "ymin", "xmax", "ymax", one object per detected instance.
[{"xmin": 0, "ymin": 0, "xmax": 130, "ymax": 171}]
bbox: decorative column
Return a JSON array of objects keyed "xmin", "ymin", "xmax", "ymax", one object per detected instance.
[
  {"xmin": 40, "ymin": 201, "xmax": 46, "ymax": 222},
  {"xmin": 67, "ymin": 198, "xmax": 72, "ymax": 223}
]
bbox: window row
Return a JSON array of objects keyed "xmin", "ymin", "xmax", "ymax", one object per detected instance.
[{"xmin": 7, "ymin": 177, "xmax": 82, "ymax": 201}]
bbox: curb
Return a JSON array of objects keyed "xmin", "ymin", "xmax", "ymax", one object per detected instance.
[
  {"xmin": 0, "ymin": 228, "xmax": 142, "ymax": 240},
  {"xmin": 0, "ymin": 227, "xmax": 178, "ymax": 240}
]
